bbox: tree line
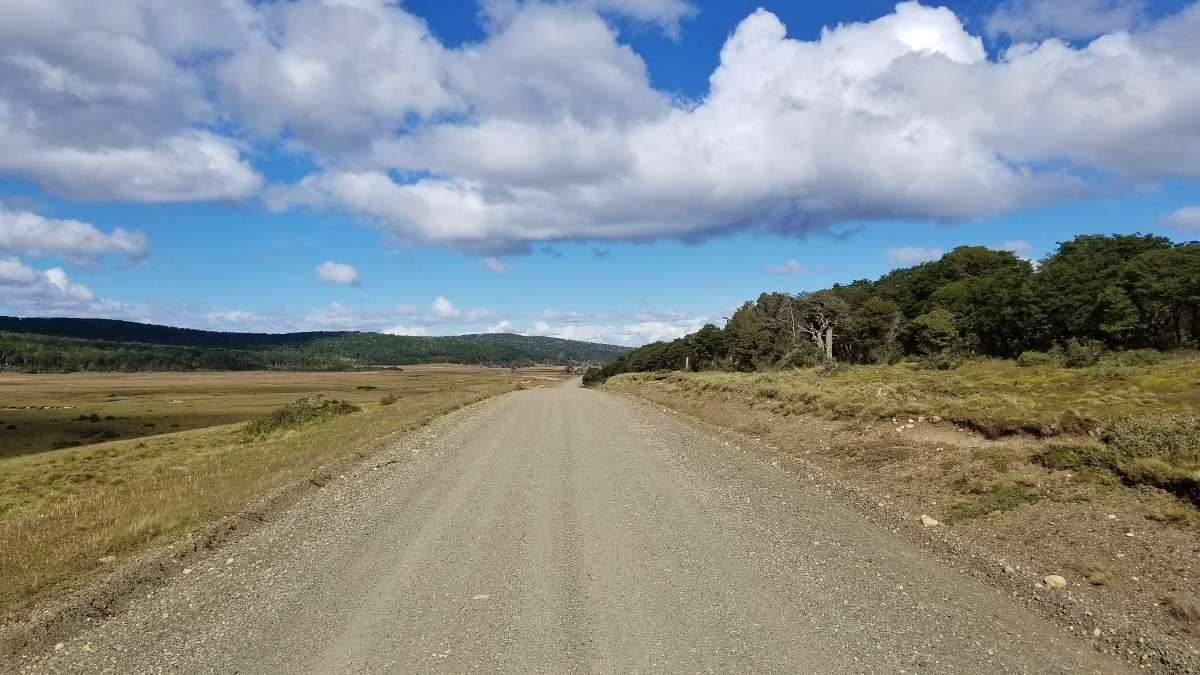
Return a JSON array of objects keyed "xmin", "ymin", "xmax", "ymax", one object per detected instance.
[
  {"xmin": 0, "ymin": 327, "xmax": 631, "ymax": 373},
  {"xmin": 585, "ymin": 234, "xmax": 1200, "ymax": 384}
]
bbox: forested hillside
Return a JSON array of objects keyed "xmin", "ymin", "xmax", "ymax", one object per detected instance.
[
  {"xmin": 586, "ymin": 234, "xmax": 1200, "ymax": 384},
  {"xmin": 0, "ymin": 319, "xmax": 629, "ymax": 372}
]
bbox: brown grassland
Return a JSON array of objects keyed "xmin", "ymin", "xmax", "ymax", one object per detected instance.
[{"xmin": 0, "ymin": 366, "xmax": 562, "ymax": 620}]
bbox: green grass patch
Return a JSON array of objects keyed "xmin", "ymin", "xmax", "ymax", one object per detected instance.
[{"xmin": 948, "ymin": 478, "xmax": 1040, "ymax": 521}]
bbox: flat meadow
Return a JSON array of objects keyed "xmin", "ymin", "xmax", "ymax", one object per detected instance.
[{"xmin": 0, "ymin": 366, "xmax": 561, "ymax": 619}]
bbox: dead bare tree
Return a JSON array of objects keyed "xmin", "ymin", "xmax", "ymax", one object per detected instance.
[{"xmin": 796, "ymin": 292, "xmax": 847, "ymax": 361}]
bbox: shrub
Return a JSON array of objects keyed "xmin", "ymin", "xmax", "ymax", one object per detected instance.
[
  {"xmin": 918, "ymin": 352, "xmax": 962, "ymax": 370},
  {"xmin": 242, "ymin": 396, "xmax": 360, "ymax": 438},
  {"xmin": 1104, "ymin": 348, "xmax": 1164, "ymax": 366},
  {"xmin": 816, "ymin": 361, "xmax": 849, "ymax": 377},
  {"xmin": 1101, "ymin": 415, "xmax": 1200, "ymax": 465},
  {"xmin": 1062, "ymin": 338, "xmax": 1106, "ymax": 367},
  {"xmin": 379, "ymin": 394, "xmax": 399, "ymax": 406},
  {"xmin": 782, "ymin": 341, "xmax": 824, "ymax": 368},
  {"xmin": 1093, "ymin": 363, "xmax": 1133, "ymax": 381},
  {"xmin": 1035, "ymin": 442, "xmax": 1110, "ymax": 472},
  {"xmin": 1016, "ymin": 350, "xmax": 1055, "ymax": 368},
  {"xmin": 1040, "ymin": 416, "xmax": 1200, "ymax": 505}
]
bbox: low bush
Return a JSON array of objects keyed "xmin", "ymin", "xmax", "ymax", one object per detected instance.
[
  {"xmin": 1105, "ymin": 348, "xmax": 1164, "ymax": 366},
  {"xmin": 782, "ymin": 341, "xmax": 824, "ymax": 368},
  {"xmin": 242, "ymin": 396, "xmax": 361, "ymax": 438},
  {"xmin": 1063, "ymin": 338, "xmax": 1106, "ymax": 368},
  {"xmin": 1102, "ymin": 415, "xmax": 1200, "ymax": 464},
  {"xmin": 917, "ymin": 352, "xmax": 962, "ymax": 370},
  {"xmin": 1016, "ymin": 351, "xmax": 1056, "ymax": 368},
  {"xmin": 379, "ymin": 394, "xmax": 399, "ymax": 406},
  {"xmin": 1038, "ymin": 416, "xmax": 1200, "ymax": 505}
]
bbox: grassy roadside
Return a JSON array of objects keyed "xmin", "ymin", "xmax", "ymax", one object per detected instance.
[
  {"xmin": 0, "ymin": 369, "xmax": 550, "ymax": 620},
  {"xmin": 603, "ymin": 360, "xmax": 1200, "ymax": 641},
  {"xmin": 651, "ymin": 352, "xmax": 1200, "ymax": 438}
]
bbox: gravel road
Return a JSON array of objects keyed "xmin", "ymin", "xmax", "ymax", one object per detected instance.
[{"xmin": 19, "ymin": 381, "xmax": 1125, "ymax": 674}]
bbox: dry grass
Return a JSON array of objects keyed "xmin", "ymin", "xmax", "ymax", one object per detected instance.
[
  {"xmin": 0, "ymin": 366, "xmax": 562, "ymax": 619},
  {"xmin": 613, "ymin": 351, "xmax": 1200, "ymax": 438},
  {"xmin": 0, "ymin": 367, "xmax": 538, "ymax": 460}
]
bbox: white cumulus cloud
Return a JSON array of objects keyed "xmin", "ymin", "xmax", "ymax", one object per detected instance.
[
  {"xmin": 481, "ymin": 257, "xmax": 512, "ymax": 273},
  {"xmin": 886, "ymin": 246, "xmax": 944, "ymax": 266},
  {"xmin": 0, "ymin": 256, "xmax": 102, "ymax": 310},
  {"xmin": 1161, "ymin": 206, "xmax": 1200, "ymax": 230},
  {"xmin": 314, "ymin": 261, "xmax": 361, "ymax": 286},
  {"xmin": 430, "ymin": 296, "xmax": 460, "ymax": 319},
  {"xmin": 986, "ymin": 0, "xmax": 1146, "ymax": 40},
  {"xmin": 764, "ymin": 259, "xmax": 805, "ymax": 276},
  {"xmin": 0, "ymin": 204, "xmax": 147, "ymax": 263}
]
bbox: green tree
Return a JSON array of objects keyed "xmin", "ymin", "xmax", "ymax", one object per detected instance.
[
  {"xmin": 1095, "ymin": 285, "xmax": 1140, "ymax": 346},
  {"xmin": 1034, "ymin": 234, "xmax": 1172, "ymax": 343},
  {"xmin": 911, "ymin": 308, "xmax": 959, "ymax": 355}
]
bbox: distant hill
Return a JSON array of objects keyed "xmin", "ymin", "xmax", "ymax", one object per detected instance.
[{"xmin": 0, "ymin": 316, "xmax": 631, "ymax": 373}]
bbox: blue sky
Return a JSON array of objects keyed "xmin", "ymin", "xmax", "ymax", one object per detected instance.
[{"xmin": 2, "ymin": 0, "xmax": 1199, "ymax": 345}]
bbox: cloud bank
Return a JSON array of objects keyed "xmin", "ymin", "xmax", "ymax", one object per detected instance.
[{"xmin": 0, "ymin": 1, "xmax": 1196, "ymax": 257}]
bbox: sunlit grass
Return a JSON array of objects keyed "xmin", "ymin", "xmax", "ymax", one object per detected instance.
[{"xmin": 0, "ymin": 367, "xmax": 558, "ymax": 619}]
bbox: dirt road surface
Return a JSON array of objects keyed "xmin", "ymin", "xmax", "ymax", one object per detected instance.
[{"xmin": 18, "ymin": 381, "xmax": 1125, "ymax": 673}]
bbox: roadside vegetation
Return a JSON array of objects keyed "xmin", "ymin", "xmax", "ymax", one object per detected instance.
[
  {"xmin": 587, "ymin": 231, "xmax": 1200, "ymax": 507},
  {"xmin": 585, "ymin": 233, "xmax": 1200, "ymax": 385},
  {"xmin": 609, "ymin": 349, "xmax": 1200, "ymax": 502},
  {"xmin": 0, "ymin": 366, "xmax": 559, "ymax": 619}
]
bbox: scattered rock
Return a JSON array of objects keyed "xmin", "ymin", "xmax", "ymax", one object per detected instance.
[
  {"xmin": 1003, "ymin": 565, "xmax": 1016, "ymax": 574},
  {"xmin": 905, "ymin": 423, "xmax": 915, "ymax": 429},
  {"xmin": 930, "ymin": 415, "xmax": 943, "ymax": 424},
  {"xmin": 1045, "ymin": 575, "xmax": 1068, "ymax": 590},
  {"xmin": 54, "ymin": 642, "xmax": 64, "ymax": 652},
  {"xmin": 98, "ymin": 555, "xmax": 116, "ymax": 564},
  {"xmin": 1093, "ymin": 628, "xmax": 1102, "ymax": 637},
  {"xmin": 920, "ymin": 515, "xmax": 940, "ymax": 527}
]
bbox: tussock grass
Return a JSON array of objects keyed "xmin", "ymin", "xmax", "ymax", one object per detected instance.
[
  {"xmin": 1037, "ymin": 415, "xmax": 1200, "ymax": 504},
  {"xmin": 0, "ymin": 367, "xmax": 552, "ymax": 619},
  {"xmin": 612, "ymin": 352, "xmax": 1200, "ymax": 439}
]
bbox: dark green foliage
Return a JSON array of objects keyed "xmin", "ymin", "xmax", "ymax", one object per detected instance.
[
  {"xmin": 583, "ymin": 234, "xmax": 1200, "ymax": 385},
  {"xmin": 1016, "ymin": 351, "xmax": 1056, "ymax": 367},
  {"xmin": 0, "ymin": 321, "xmax": 629, "ymax": 373},
  {"xmin": 1062, "ymin": 338, "xmax": 1106, "ymax": 368},
  {"xmin": 911, "ymin": 308, "xmax": 959, "ymax": 355}
]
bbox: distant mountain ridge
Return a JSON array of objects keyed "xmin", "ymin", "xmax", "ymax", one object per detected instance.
[{"xmin": 0, "ymin": 316, "xmax": 631, "ymax": 373}]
